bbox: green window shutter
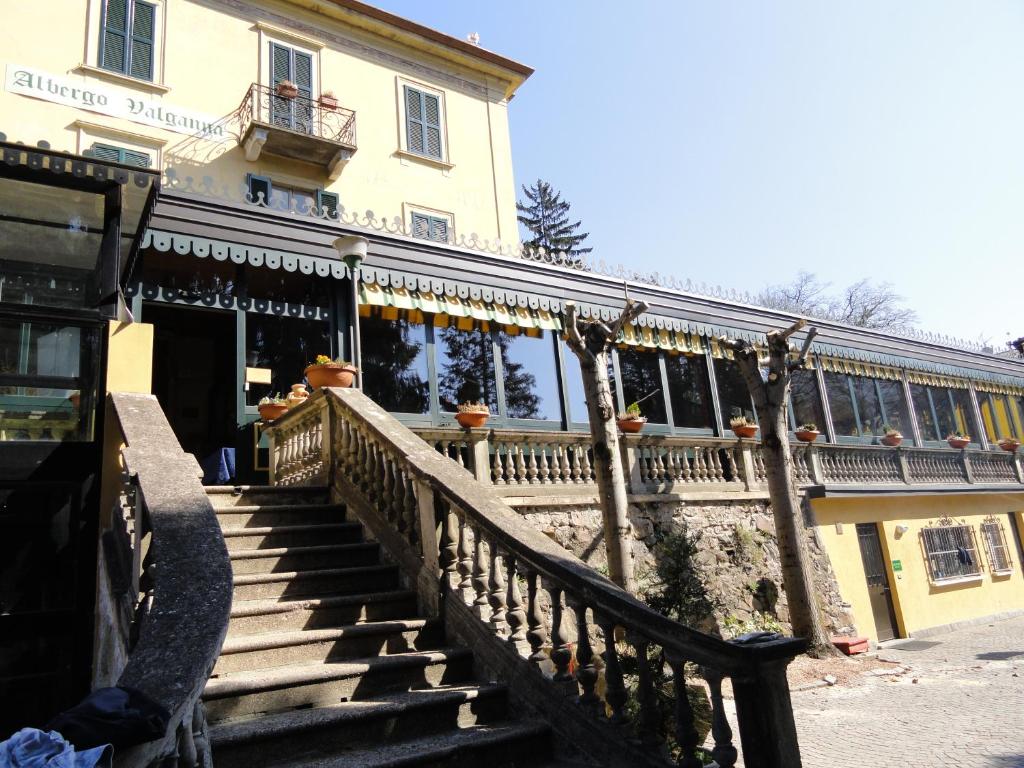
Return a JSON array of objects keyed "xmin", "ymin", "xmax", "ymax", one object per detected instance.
[
  {"xmin": 293, "ymin": 51, "xmax": 312, "ymax": 96},
  {"xmin": 428, "ymin": 216, "xmax": 448, "ymax": 242},
  {"xmin": 247, "ymin": 173, "xmax": 272, "ymax": 206},
  {"xmin": 90, "ymin": 143, "xmax": 123, "ymax": 163},
  {"xmin": 411, "ymin": 212, "xmax": 430, "ymax": 239},
  {"xmin": 129, "ymin": 1, "xmax": 156, "ymax": 81},
  {"xmin": 422, "ymin": 93, "xmax": 442, "ymax": 159},
  {"xmin": 271, "ymin": 42, "xmax": 291, "ymax": 84},
  {"xmin": 100, "ymin": 0, "xmax": 129, "ymax": 74},
  {"xmin": 405, "ymin": 86, "xmax": 425, "ymax": 155},
  {"xmin": 122, "ymin": 149, "xmax": 152, "ymax": 168},
  {"xmin": 316, "ymin": 190, "xmax": 339, "ymax": 219}
]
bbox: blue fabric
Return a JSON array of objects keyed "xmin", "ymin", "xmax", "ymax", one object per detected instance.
[
  {"xmin": 45, "ymin": 687, "xmax": 168, "ymax": 752},
  {"xmin": 201, "ymin": 447, "xmax": 236, "ymax": 485},
  {"xmin": 0, "ymin": 729, "xmax": 110, "ymax": 768}
]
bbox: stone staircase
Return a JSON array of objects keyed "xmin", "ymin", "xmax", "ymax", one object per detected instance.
[{"xmin": 202, "ymin": 485, "xmax": 557, "ymax": 768}]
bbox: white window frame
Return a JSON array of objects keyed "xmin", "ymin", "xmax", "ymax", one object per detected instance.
[
  {"xmin": 80, "ymin": 0, "xmax": 169, "ymax": 92},
  {"xmin": 404, "ymin": 203, "xmax": 454, "ymax": 244},
  {"xmin": 395, "ymin": 77, "xmax": 452, "ymax": 168},
  {"xmin": 257, "ymin": 24, "xmax": 322, "ymax": 96},
  {"xmin": 72, "ymin": 120, "xmax": 165, "ymax": 168}
]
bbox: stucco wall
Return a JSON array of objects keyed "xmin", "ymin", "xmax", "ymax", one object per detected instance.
[{"xmin": 812, "ymin": 494, "xmax": 1024, "ymax": 642}]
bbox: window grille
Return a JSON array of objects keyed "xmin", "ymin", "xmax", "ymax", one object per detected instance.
[
  {"xmin": 920, "ymin": 523, "xmax": 982, "ymax": 582},
  {"xmin": 980, "ymin": 519, "xmax": 1013, "ymax": 574}
]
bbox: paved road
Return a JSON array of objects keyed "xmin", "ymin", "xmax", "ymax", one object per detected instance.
[{"xmin": 790, "ymin": 616, "xmax": 1024, "ymax": 768}]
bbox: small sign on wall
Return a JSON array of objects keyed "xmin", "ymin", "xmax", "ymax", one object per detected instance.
[{"xmin": 892, "ymin": 559, "xmax": 903, "ymax": 572}]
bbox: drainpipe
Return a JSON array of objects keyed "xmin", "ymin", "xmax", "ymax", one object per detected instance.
[{"xmin": 334, "ymin": 235, "xmax": 369, "ymax": 390}]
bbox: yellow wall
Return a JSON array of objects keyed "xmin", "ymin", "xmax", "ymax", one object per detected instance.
[
  {"xmin": 814, "ymin": 494, "xmax": 1024, "ymax": 643},
  {"xmin": 0, "ymin": 0, "xmax": 524, "ymax": 244},
  {"xmin": 105, "ymin": 321, "xmax": 154, "ymax": 394}
]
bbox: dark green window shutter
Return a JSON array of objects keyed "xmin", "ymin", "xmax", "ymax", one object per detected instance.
[
  {"xmin": 404, "ymin": 86, "xmax": 443, "ymax": 159},
  {"xmin": 89, "ymin": 143, "xmax": 151, "ymax": 167},
  {"xmin": 411, "ymin": 212, "xmax": 430, "ymax": 239},
  {"xmin": 316, "ymin": 190, "xmax": 339, "ymax": 219},
  {"xmin": 90, "ymin": 143, "xmax": 123, "ymax": 163},
  {"xmin": 247, "ymin": 173, "xmax": 272, "ymax": 206},
  {"xmin": 422, "ymin": 93, "xmax": 442, "ymax": 159},
  {"xmin": 428, "ymin": 216, "xmax": 448, "ymax": 242},
  {"xmin": 129, "ymin": 1, "xmax": 156, "ymax": 80},
  {"xmin": 122, "ymin": 148, "xmax": 151, "ymax": 168},
  {"xmin": 100, "ymin": 0, "xmax": 129, "ymax": 74},
  {"xmin": 271, "ymin": 43, "xmax": 290, "ymax": 85},
  {"xmin": 293, "ymin": 51, "xmax": 312, "ymax": 96},
  {"xmin": 405, "ymin": 86, "xmax": 424, "ymax": 155}
]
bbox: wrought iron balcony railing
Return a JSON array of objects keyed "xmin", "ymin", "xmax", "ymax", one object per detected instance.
[{"xmin": 237, "ymin": 83, "xmax": 357, "ymax": 177}]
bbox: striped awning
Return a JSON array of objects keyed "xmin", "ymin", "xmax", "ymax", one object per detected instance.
[
  {"xmin": 905, "ymin": 370, "xmax": 971, "ymax": 390},
  {"xmin": 618, "ymin": 323, "xmax": 705, "ymax": 355},
  {"xmin": 975, "ymin": 381, "xmax": 1024, "ymax": 397},
  {"xmin": 816, "ymin": 357, "xmax": 902, "ymax": 381}
]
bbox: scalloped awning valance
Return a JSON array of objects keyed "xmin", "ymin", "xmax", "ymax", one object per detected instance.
[
  {"xmin": 905, "ymin": 370, "xmax": 971, "ymax": 390},
  {"xmin": 975, "ymin": 381, "xmax": 1024, "ymax": 397},
  {"xmin": 816, "ymin": 357, "xmax": 903, "ymax": 381}
]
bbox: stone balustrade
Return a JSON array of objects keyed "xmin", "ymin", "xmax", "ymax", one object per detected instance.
[{"xmin": 266, "ymin": 389, "xmax": 808, "ymax": 768}]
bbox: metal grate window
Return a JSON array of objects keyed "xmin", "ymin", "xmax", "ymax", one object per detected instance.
[
  {"xmin": 921, "ymin": 524, "xmax": 982, "ymax": 582},
  {"xmin": 981, "ymin": 520, "xmax": 1013, "ymax": 574}
]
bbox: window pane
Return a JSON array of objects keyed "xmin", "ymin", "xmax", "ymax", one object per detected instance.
[
  {"xmin": 359, "ymin": 313, "xmax": 429, "ymax": 415},
  {"xmin": 932, "ymin": 388, "xmax": 959, "ymax": 438},
  {"xmin": 950, "ymin": 389, "xmax": 979, "ymax": 439},
  {"xmin": 437, "ymin": 325, "xmax": 498, "ymax": 413},
  {"xmin": 245, "ymin": 314, "xmax": 330, "ymax": 406},
  {"xmin": 823, "ymin": 372, "xmax": 858, "ymax": 437},
  {"xmin": 0, "ymin": 319, "xmax": 98, "ymax": 441},
  {"xmin": 991, "ymin": 395, "xmax": 1016, "ymax": 442},
  {"xmin": 850, "ymin": 377, "xmax": 883, "ymax": 436},
  {"xmin": 139, "ymin": 248, "xmax": 236, "ymax": 303},
  {"xmin": 714, "ymin": 358, "xmax": 754, "ymax": 423},
  {"xmin": 910, "ymin": 384, "xmax": 939, "ymax": 441},
  {"xmin": 876, "ymin": 380, "xmax": 911, "ymax": 436},
  {"xmin": 616, "ymin": 349, "xmax": 667, "ymax": 424},
  {"xmin": 790, "ymin": 368, "xmax": 826, "ymax": 432},
  {"xmin": 665, "ymin": 353, "xmax": 713, "ymax": 430},
  {"xmin": 498, "ymin": 331, "xmax": 560, "ymax": 421},
  {"xmin": 245, "ymin": 267, "xmax": 331, "ymax": 307},
  {"xmin": 561, "ymin": 341, "xmax": 588, "ymax": 424}
]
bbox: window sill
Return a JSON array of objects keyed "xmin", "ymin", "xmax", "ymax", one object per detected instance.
[
  {"xmin": 75, "ymin": 65, "xmax": 170, "ymax": 95},
  {"xmin": 394, "ymin": 149, "xmax": 454, "ymax": 171},
  {"xmin": 992, "ymin": 568, "xmax": 1014, "ymax": 577},
  {"xmin": 930, "ymin": 574, "xmax": 984, "ymax": 587}
]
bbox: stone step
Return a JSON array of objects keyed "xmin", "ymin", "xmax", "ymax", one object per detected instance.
[
  {"xmin": 227, "ymin": 591, "xmax": 420, "ymax": 636},
  {"xmin": 209, "ymin": 684, "xmax": 509, "ymax": 768},
  {"xmin": 214, "ymin": 503, "xmax": 345, "ymax": 528},
  {"xmin": 275, "ymin": 720, "xmax": 551, "ymax": 768},
  {"xmin": 203, "ymin": 648, "xmax": 475, "ymax": 721},
  {"xmin": 213, "ymin": 619, "xmax": 445, "ymax": 674},
  {"xmin": 228, "ymin": 542, "xmax": 380, "ymax": 575},
  {"xmin": 231, "ymin": 565, "xmax": 399, "ymax": 601},
  {"xmin": 206, "ymin": 485, "xmax": 330, "ymax": 508},
  {"xmin": 221, "ymin": 522, "xmax": 364, "ymax": 551}
]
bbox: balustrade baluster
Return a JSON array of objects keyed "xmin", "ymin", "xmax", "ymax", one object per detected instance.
[
  {"xmin": 545, "ymin": 580, "xmax": 573, "ymax": 682},
  {"xmin": 403, "ymin": 473, "xmax": 419, "ymax": 547},
  {"xmin": 631, "ymin": 636, "xmax": 663, "ymax": 748},
  {"xmin": 471, "ymin": 527, "xmax": 491, "ymax": 619},
  {"xmin": 703, "ymin": 667, "xmax": 738, "ymax": 768},
  {"xmin": 492, "ymin": 445, "xmax": 506, "ymax": 484},
  {"xmin": 537, "ymin": 444, "xmax": 550, "ymax": 484},
  {"xmin": 457, "ymin": 516, "xmax": 474, "ymax": 602},
  {"xmin": 566, "ymin": 595, "xmax": 599, "ymax": 713},
  {"xmin": 652, "ymin": 449, "xmax": 666, "ymax": 484},
  {"xmin": 558, "ymin": 445, "xmax": 571, "ymax": 484},
  {"xmin": 381, "ymin": 456, "xmax": 396, "ymax": 523},
  {"xmin": 666, "ymin": 653, "xmax": 702, "ymax": 768},
  {"xmin": 570, "ymin": 445, "xmax": 582, "ymax": 483},
  {"xmin": 596, "ymin": 615, "xmax": 628, "ymax": 724},
  {"xmin": 514, "ymin": 445, "xmax": 528, "ymax": 484},
  {"xmin": 526, "ymin": 445, "xmax": 539, "ymax": 483},
  {"xmin": 440, "ymin": 504, "xmax": 460, "ymax": 591},
  {"xmin": 505, "ymin": 555, "xmax": 529, "ymax": 655},
  {"xmin": 454, "ymin": 441, "xmax": 466, "ymax": 468},
  {"xmin": 580, "ymin": 447, "xmax": 593, "ymax": 483},
  {"xmin": 694, "ymin": 447, "xmax": 708, "ymax": 482},
  {"xmin": 710, "ymin": 448, "xmax": 725, "ymax": 481},
  {"xmin": 524, "ymin": 569, "xmax": 549, "ymax": 664},
  {"xmin": 680, "ymin": 447, "xmax": 694, "ymax": 483},
  {"xmin": 488, "ymin": 543, "xmax": 508, "ymax": 636}
]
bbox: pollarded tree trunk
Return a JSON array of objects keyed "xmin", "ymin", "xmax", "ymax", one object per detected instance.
[
  {"xmin": 564, "ymin": 299, "xmax": 648, "ymax": 592},
  {"xmin": 722, "ymin": 320, "xmax": 839, "ymax": 658}
]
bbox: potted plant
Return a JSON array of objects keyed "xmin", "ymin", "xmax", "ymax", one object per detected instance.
[
  {"xmin": 275, "ymin": 79, "xmax": 298, "ymax": 98},
  {"xmin": 794, "ymin": 423, "xmax": 820, "ymax": 443},
  {"xmin": 455, "ymin": 401, "xmax": 490, "ymax": 429},
  {"xmin": 730, "ymin": 415, "xmax": 759, "ymax": 439},
  {"xmin": 946, "ymin": 431, "xmax": 971, "ymax": 449},
  {"xmin": 258, "ymin": 394, "xmax": 288, "ymax": 422},
  {"xmin": 320, "ymin": 90, "xmax": 338, "ymax": 110},
  {"xmin": 304, "ymin": 355, "xmax": 358, "ymax": 389},
  {"xmin": 616, "ymin": 402, "xmax": 647, "ymax": 434},
  {"xmin": 998, "ymin": 437, "xmax": 1021, "ymax": 453},
  {"xmin": 880, "ymin": 424, "xmax": 903, "ymax": 447}
]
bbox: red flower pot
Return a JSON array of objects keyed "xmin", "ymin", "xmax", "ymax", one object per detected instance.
[
  {"xmin": 732, "ymin": 425, "xmax": 758, "ymax": 439},
  {"xmin": 998, "ymin": 439, "xmax": 1021, "ymax": 453},
  {"xmin": 275, "ymin": 81, "xmax": 298, "ymax": 98},
  {"xmin": 305, "ymin": 364, "xmax": 357, "ymax": 389},
  {"xmin": 947, "ymin": 437, "xmax": 970, "ymax": 449},
  {"xmin": 258, "ymin": 403, "xmax": 288, "ymax": 422},
  {"xmin": 455, "ymin": 411, "xmax": 489, "ymax": 429},
  {"xmin": 795, "ymin": 430, "xmax": 819, "ymax": 443},
  {"xmin": 881, "ymin": 434, "xmax": 903, "ymax": 447},
  {"xmin": 616, "ymin": 417, "xmax": 646, "ymax": 434},
  {"xmin": 320, "ymin": 94, "xmax": 338, "ymax": 110}
]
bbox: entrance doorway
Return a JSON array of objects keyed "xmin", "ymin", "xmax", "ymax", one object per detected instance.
[
  {"xmin": 147, "ymin": 304, "xmax": 237, "ymax": 474},
  {"xmin": 856, "ymin": 523, "xmax": 899, "ymax": 641}
]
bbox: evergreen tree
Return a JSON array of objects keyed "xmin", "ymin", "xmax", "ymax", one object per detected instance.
[{"xmin": 516, "ymin": 179, "xmax": 592, "ymax": 262}]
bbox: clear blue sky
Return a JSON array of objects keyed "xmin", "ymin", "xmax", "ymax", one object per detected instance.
[{"xmin": 373, "ymin": 1, "xmax": 1024, "ymax": 347}]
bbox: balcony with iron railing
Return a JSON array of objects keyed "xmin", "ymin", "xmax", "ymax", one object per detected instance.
[{"xmin": 237, "ymin": 83, "xmax": 357, "ymax": 180}]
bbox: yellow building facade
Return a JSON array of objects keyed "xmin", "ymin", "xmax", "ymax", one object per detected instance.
[{"xmin": 1, "ymin": 0, "xmax": 530, "ymax": 245}]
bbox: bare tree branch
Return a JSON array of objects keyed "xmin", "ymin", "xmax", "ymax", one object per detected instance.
[
  {"xmin": 563, "ymin": 301, "xmax": 591, "ymax": 362},
  {"xmin": 788, "ymin": 327, "xmax": 819, "ymax": 371}
]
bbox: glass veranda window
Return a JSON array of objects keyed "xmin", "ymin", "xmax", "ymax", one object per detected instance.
[
  {"xmin": 789, "ymin": 368, "xmax": 826, "ymax": 433},
  {"xmin": 665, "ymin": 353, "xmax": 713, "ymax": 430},
  {"xmin": 359, "ymin": 313, "xmax": 429, "ymax": 415},
  {"xmin": 497, "ymin": 330, "xmax": 561, "ymax": 421},
  {"xmin": 714, "ymin": 358, "xmax": 755, "ymax": 425},
  {"xmin": 616, "ymin": 349, "xmax": 667, "ymax": 424},
  {"xmin": 437, "ymin": 324, "xmax": 498, "ymax": 414}
]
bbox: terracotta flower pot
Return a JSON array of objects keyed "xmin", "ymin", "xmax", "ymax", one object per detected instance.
[
  {"xmin": 68, "ymin": 391, "xmax": 81, "ymax": 408},
  {"xmin": 947, "ymin": 437, "xmax": 970, "ymax": 449},
  {"xmin": 998, "ymin": 439, "xmax": 1021, "ymax": 453},
  {"xmin": 616, "ymin": 417, "xmax": 647, "ymax": 434},
  {"xmin": 881, "ymin": 433, "xmax": 903, "ymax": 447},
  {"xmin": 305, "ymin": 364, "xmax": 357, "ymax": 389},
  {"xmin": 455, "ymin": 411, "xmax": 489, "ymax": 429},
  {"xmin": 258, "ymin": 403, "xmax": 288, "ymax": 422},
  {"xmin": 795, "ymin": 429, "xmax": 819, "ymax": 443},
  {"xmin": 732, "ymin": 425, "xmax": 758, "ymax": 439},
  {"xmin": 275, "ymin": 81, "xmax": 298, "ymax": 98},
  {"xmin": 320, "ymin": 94, "xmax": 338, "ymax": 110}
]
